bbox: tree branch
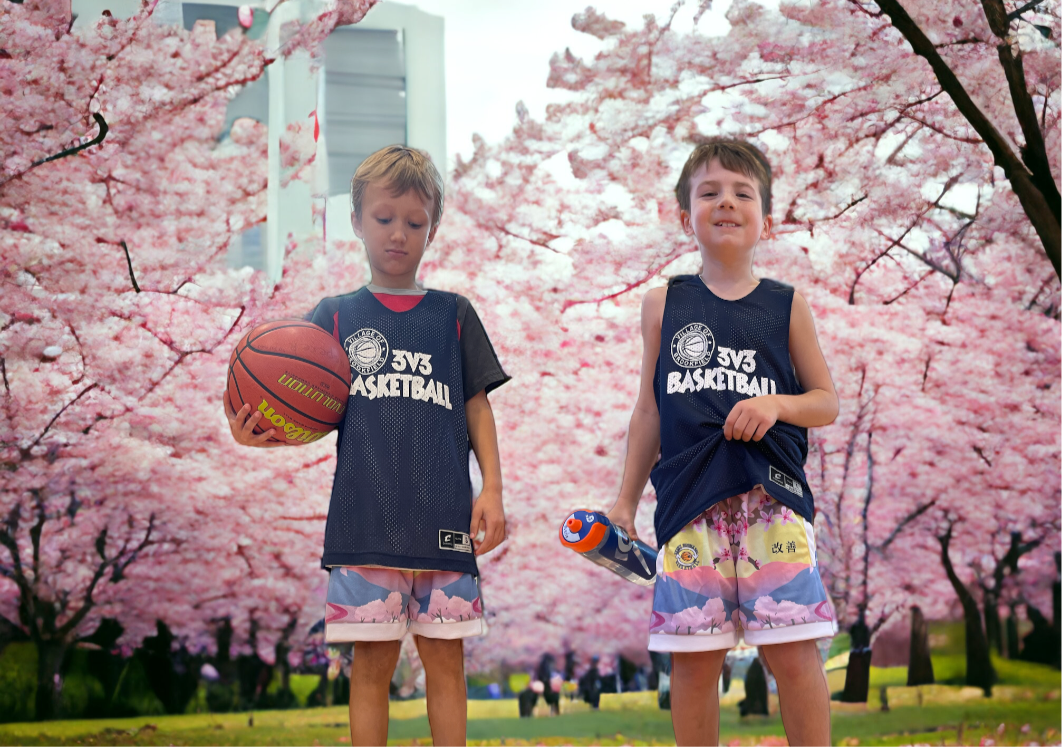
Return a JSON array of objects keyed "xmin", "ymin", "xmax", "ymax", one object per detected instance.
[
  {"xmin": 873, "ymin": 0, "xmax": 1060, "ymax": 276},
  {"xmin": 978, "ymin": 0, "xmax": 1060, "ymax": 225},
  {"xmin": 1007, "ymin": 0, "xmax": 1045, "ymax": 22},
  {"xmin": 26, "ymin": 383, "xmax": 99, "ymax": 452},
  {"xmin": 880, "ymin": 498, "xmax": 938, "ymax": 549},
  {"xmin": 0, "ymin": 113, "xmax": 109, "ymax": 189},
  {"xmin": 120, "ymin": 241, "xmax": 140, "ymax": 293}
]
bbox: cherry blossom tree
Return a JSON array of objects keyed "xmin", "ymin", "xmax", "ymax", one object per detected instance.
[
  {"xmin": 3, "ymin": 0, "xmax": 1058, "ymax": 716},
  {"xmin": 0, "ymin": 0, "xmax": 374, "ymax": 718},
  {"xmin": 421, "ymin": 0, "xmax": 1059, "ymax": 677}
]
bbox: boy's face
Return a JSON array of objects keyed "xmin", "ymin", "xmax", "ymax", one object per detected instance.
[
  {"xmin": 680, "ymin": 159, "xmax": 772, "ymax": 256},
  {"xmin": 352, "ymin": 181, "xmax": 438, "ymax": 286}
]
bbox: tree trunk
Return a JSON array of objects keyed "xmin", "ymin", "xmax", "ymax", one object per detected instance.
[
  {"xmin": 34, "ymin": 639, "xmax": 68, "ymax": 721},
  {"xmin": 938, "ymin": 528, "xmax": 995, "ymax": 695},
  {"xmin": 1005, "ymin": 606, "xmax": 1020, "ymax": 660},
  {"xmin": 907, "ymin": 606, "xmax": 935, "ymax": 686},
  {"xmin": 1053, "ymin": 552, "xmax": 1060, "ymax": 669},
  {"xmin": 841, "ymin": 616, "xmax": 872, "ymax": 703},
  {"xmin": 1019, "ymin": 604, "xmax": 1057, "ymax": 666},
  {"xmin": 984, "ymin": 595, "xmax": 1003, "ymax": 657},
  {"xmin": 960, "ymin": 601, "xmax": 995, "ymax": 695}
]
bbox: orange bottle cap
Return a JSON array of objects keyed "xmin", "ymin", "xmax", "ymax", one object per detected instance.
[{"xmin": 566, "ymin": 518, "xmax": 583, "ymax": 532}]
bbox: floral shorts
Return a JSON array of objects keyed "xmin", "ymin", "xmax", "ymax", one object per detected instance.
[
  {"xmin": 649, "ymin": 486, "xmax": 836, "ymax": 652},
  {"xmin": 325, "ymin": 566, "xmax": 486, "ymax": 643}
]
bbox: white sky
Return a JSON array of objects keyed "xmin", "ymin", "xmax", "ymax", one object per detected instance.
[{"xmin": 394, "ymin": 0, "xmax": 741, "ymax": 170}]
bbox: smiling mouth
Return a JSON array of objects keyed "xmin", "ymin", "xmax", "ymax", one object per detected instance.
[{"xmin": 714, "ymin": 222, "xmax": 741, "ymax": 228}]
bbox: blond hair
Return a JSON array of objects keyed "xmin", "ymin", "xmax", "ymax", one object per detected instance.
[
  {"xmin": 349, "ymin": 145, "xmax": 444, "ymax": 230},
  {"xmin": 675, "ymin": 139, "xmax": 772, "ymax": 217}
]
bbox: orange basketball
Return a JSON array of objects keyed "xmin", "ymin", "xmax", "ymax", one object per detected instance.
[{"xmin": 227, "ymin": 320, "xmax": 352, "ymax": 445}]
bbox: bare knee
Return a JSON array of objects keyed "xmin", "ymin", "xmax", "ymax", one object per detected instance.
[
  {"xmin": 416, "ymin": 636, "xmax": 464, "ymax": 679},
  {"xmin": 353, "ymin": 640, "xmax": 402, "ymax": 685},
  {"xmin": 759, "ymin": 640, "xmax": 821, "ymax": 683},
  {"xmin": 671, "ymin": 649, "xmax": 727, "ymax": 689}
]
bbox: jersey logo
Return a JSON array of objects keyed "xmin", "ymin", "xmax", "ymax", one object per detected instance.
[
  {"xmin": 345, "ymin": 328, "xmax": 389, "ymax": 375},
  {"xmin": 769, "ymin": 466, "xmax": 804, "ymax": 497},
  {"xmin": 439, "ymin": 530, "xmax": 473, "ymax": 553},
  {"xmin": 671, "ymin": 323, "xmax": 715, "ymax": 368}
]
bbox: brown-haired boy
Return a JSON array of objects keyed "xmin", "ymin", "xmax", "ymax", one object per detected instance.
[
  {"xmin": 607, "ymin": 139, "xmax": 838, "ymax": 745},
  {"xmin": 227, "ymin": 145, "xmax": 509, "ymax": 746}
]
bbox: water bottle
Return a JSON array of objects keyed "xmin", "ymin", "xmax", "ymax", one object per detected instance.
[{"xmin": 558, "ymin": 510, "xmax": 657, "ymax": 585}]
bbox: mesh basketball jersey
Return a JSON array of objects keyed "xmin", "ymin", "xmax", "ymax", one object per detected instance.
[
  {"xmin": 321, "ymin": 288, "xmax": 478, "ymax": 575},
  {"xmin": 651, "ymin": 275, "xmax": 814, "ymax": 547}
]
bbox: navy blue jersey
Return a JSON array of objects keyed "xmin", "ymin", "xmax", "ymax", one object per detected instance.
[
  {"xmin": 651, "ymin": 276, "xmax": 813, "ymax": 547},
  {"xmin": 307, "ymin": 288, "xmax": 506, "ymax": 575}
]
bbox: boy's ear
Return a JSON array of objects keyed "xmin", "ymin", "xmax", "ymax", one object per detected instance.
[
  {"xmin": 351, "ymin": 211, "xmax": 363, "ymax": 239},
  {"xmin": 680, "ymin": 209, "xmax": 694, "ymax": 237},
  {"xmin": 426, "ymin": 222, "xmax": 439, "ymax": 246},
  {"xmin": 760, "ymin": 214, "xmax": 773, "ymax": 241}
]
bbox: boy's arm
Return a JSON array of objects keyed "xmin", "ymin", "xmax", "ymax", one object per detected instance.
[
  {"xmin": 723, "ymin": 290, "xmax": 838, "ymax": 441},
  {"xmin": 606, "ymin": 287, "xmax": 666, "ymax": 542},
  {"xmin": 466, "ymin": 389, "xmax": 506, "ymax": 556}
]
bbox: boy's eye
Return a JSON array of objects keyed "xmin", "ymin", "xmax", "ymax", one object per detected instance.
[
  {"xmin": 376, "ymin": 217, "xmax": 391, "ymax": 225},
  {"xmin": 408, "ymin": 222, "xmax": 423, "ymax": 229}
]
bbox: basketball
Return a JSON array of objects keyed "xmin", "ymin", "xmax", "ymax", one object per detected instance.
[{"xmin": 227, "ymin": 321, "xmax": 352, "ymax": 445}]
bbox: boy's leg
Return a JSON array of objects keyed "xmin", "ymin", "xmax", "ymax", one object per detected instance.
[
  {"xmin": 408, "ymin": 571, "xmax": 486, "ymax": 746},
  {"xmin": 349, "ymin": 639, "xmax": 402, "ymax": 746},
  {"xmin": 759, "ymin": 640, "xmax": 830, "ymax": 746},
  {"xmin": 648, "ymin": 502, "xmax": 740, "ymax": 747},
  {"xmin": 670, "ymin": 649, "xmax": 728, "ymax": 746},
  {"xmin": 415, "ymin": 635, "xmax": 467, "ymax": 746},
  {"xmin": 325, "ymin": 566, "xmax": 414, "ymax": 746},
  {"xmin": 735, "ymin": 487, "xmax": 835, "ymax": 747}
]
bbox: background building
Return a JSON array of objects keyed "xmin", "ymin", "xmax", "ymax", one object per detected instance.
[{"xmin": 72, "ymin": 0, "xmax": 444, "ymax": 281}]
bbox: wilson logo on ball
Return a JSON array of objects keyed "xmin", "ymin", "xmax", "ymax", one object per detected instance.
[
  {"xmin": 277, "ymin": 373, "xmax": 345, "ymax": 413},
  {"xmin": 257, "ymin": 399, "xmax": 328, "ymax": 443}
]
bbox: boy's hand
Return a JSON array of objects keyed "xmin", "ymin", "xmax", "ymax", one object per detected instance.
[
  {"xmin": 724, "ymin": 396, "xmax": 780, "ymax": 442},
  {"xmin": 471, "ymin": 487, "xmax": 505, "ymax": 556},
  {"xmin": 605, "ymin": 505, "xmax": 640, "ymax": 543},
  {"xmin": 224, "ymin": 395, "xmax": 288, "ymax": 448}
]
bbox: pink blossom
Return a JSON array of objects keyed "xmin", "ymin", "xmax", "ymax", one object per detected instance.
[
  {"xmin": 444, "ymin": 596, "xmax": 476, "ymax": 622},
  {"xmin": 671, "ymin": 605, "xmax": 710, "ymax": 635},
  {"xmin": 752, "ymin": 597, "xmax": 813, "ymax": 629},
  {"xmin": 702, "ymin": 598, "xmax": 728, "ymax": 634}
]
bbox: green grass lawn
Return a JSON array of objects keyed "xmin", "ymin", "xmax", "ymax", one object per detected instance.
[
  {"xmin": 1, "ymin": 692, "xmax": 1057, "ymax": 746},
  {"xmin": 1, "ymin": 658, "xmax": 1057, "ymax": 746}
]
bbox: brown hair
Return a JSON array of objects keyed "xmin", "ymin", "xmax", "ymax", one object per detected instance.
[
  {"xmin": 349, "ymin": 145, "xmax": 444, "ymax": 230},
  {"xmin": 674, "ymin": 138, "xmax": 772, "ymax": 217}
]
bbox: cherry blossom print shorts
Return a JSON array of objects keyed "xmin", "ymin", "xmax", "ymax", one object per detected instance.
[
  {"xmin": 649, "ymin": 486, "xmax": 836, "ymax": 652},
  {"xmin": 325, "ymin": 566, "xmax": 486, "ymax": 643}
]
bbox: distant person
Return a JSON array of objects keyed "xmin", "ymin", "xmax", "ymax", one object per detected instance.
[
  {"xmin": 606, "ymin": 139, "xmax": 838, "ymax": 745},
  {"xmin": 536, "ymin": 653, "xmax": 561, "ymax": 715},
  {"xmin": 518, "ymin": 681, "xmax": 539, "ymax": 718},
  {"xmin": 226, "ymin": 146, "xmax": 510, "ymax": 746},
  {"xmin": 578, "ymin": 655, "xmax": 603, "ymax": 709}
]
